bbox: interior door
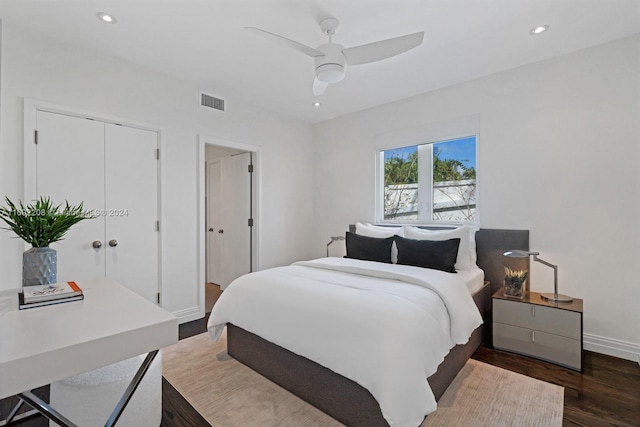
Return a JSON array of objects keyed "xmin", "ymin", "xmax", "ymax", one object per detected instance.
[
  {"xmin": 219, "ymin": 152, "xmax": 252, "ymax": 289},
  {"xmin": 105, "ymin": 124, "xmax": 159, "ymax": 302},
  {"xmin": 206, "ymin": 161, "xmax": 223, "ymax": 284},
  {"xmin": 36, "ymin": 111, "xmax": 106, "ymax": 281}
]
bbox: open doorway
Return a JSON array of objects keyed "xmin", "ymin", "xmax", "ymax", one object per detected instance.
[{"xmin": 198, "ymin": 137, "xmax": 259, "ymax": 316}]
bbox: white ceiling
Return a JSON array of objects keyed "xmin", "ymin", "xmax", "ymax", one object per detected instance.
[{"xmin": 1, "ymin": 0, "xmax": 639, "ymax": 123}]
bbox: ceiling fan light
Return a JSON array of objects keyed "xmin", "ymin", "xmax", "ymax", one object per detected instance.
[
  {"xmin": 530, "ymin": 25, "xmax": 549, "ymax": 35},
  {"xmin": 97, "ymin": 12, "xmax": 117, "ymax": 24},
  {"xmin": 316, "ymin": 63, "xmax": 344, "ymax": 83}
]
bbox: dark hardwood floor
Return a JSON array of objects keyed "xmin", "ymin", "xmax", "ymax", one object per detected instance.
[
  {"xmin": 161, "ymin": 377, "xmax": 209, "ymax": 427},
  {"xmin": 4, "ymin": 312, "xmax": 638, "ymax": 427}
]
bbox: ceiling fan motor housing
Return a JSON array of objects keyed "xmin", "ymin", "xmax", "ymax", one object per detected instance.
[{"xmin": 315, "ymin": 43, "xmax": 346, "ymax": 83}]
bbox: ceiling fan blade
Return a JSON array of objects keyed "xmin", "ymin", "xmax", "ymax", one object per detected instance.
[
  {"xmin": 245, "ymin": 27, "xmax": 324, "ymax": 58},
  {"xmin": 342, "ymin": 31, "xmax": 424, "ymax": 66},
  {"xmin": 313, "ymin": 77, "xmax": 328, "ymax": 96}
]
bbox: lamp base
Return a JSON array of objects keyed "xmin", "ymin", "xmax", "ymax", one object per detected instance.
[{"xmin": 540, "ymin": 293, "xmax": 573, "ymax": 303}]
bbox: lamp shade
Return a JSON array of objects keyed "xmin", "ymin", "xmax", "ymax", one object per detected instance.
[{"xmin": 504, "ymin": 250, "xmax": 538, "ymax": 258}]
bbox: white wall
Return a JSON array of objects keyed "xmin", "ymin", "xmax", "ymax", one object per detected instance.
[
  {"xmin": 313, "ymin": 35, "xmax": 640, "ymax": 361},
  {"xmin": 0, "ymin": 23, "xmax": 315, "ymax": 322},
  {"xmin": 205, "ymin": 145, "xmax": 243, "ymax": 162}
]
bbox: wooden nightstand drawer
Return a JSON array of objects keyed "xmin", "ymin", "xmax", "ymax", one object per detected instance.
[
  {"xmin": 493, "ymin": 298, "xmax": 580, "ymax": 339},
  {"xmin": 492, "ymin": 290, "xmax": 583, "ymax": 371},
  {"xmin": 493, "ymin": 322, "xmax": 582, "ymax": 370}
]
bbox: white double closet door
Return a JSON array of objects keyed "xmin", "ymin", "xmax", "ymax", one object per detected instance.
[{"xmin": 34, "ymin": 110, "xmax": 159, "ymax": 303}]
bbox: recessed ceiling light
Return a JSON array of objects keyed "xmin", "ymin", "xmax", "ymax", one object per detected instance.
[
  {"xmin": 97, "ymin": 12, "xmax": 117, "ymax": 24},
  {"xmin": 313, "ymin": 102, "xmax": 321, "ymax": 107},
  {"xmin": 530, "ymin": 25, "xmax": 549, "ymax": 35}
]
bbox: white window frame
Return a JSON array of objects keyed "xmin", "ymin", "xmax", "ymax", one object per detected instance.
[{"xmin": 375, "ymin": 133, "xmax": 479, "ymax": 226}]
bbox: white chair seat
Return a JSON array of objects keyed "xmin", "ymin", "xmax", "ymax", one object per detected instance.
[{"xmin": 49, "ymin": 352, "xmax": 162, "ymax": 427}]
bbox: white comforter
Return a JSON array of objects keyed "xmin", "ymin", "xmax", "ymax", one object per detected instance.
[{"xmin": 208, "ymin": 257, "xmax": 483, "ymax": 427}]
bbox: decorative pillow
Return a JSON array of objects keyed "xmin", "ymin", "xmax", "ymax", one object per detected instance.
[
  {"xmin": 355, "ymin": 222, "xmax": 403, "ymax": 263},
  {"xmin": 394, "ymin": 235, "xmax": 461, "ymax": 273},
  {"xmin": 355, "ymin": 222, "xmax": 404, "ymax": 237},
  {"xmin": 345, "ymin": 232, "xmax": 394, "ymax": 264},
  {"xmin": 403, "ymin": 225, "xmax": 476, "ymax": 271},
  {"xmin": 469, "ymin": 226, "xmax": 478, "ymax": 265}
]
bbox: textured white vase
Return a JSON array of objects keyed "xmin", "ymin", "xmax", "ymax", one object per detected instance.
[{"xmin": 23, "ymin": 247, "xmax": 57, "ymax": 286}]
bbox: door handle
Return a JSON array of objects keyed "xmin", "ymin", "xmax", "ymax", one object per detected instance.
[
  {"xmin": 218, "ymin": 229, "xmax": 224, "ymax": 234},
  {"xmin": 92, "ymin": 240, "xmax": 102, "ymax": 249},
  {"xmin": 109, "ymin": 239, "xmax": 118, "ymax": 247}
]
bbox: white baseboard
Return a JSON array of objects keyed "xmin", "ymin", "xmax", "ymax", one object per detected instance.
[
  {"xmin": 584, "ymin": 333, "xmax": 640, "ymax": 365},
  {"xmin": 171, "ymin": 306, "xmax": 204, "ymax": 325}
]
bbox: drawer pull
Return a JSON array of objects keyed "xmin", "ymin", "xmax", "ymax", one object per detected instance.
[
  {"xmin": 531, "ymin": 306, "xmax": 535, "ymax": 317},
  {"xmin": 531, "ymin": 330, "xmax": 535, "ymax": 342}
]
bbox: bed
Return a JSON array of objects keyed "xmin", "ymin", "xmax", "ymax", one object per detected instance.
[{"xmin": 208, "ymin": 226, "xmax": 528, "ymax": 427}]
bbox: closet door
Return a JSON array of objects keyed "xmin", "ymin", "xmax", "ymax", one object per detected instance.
[
  {"xmin": 105, "ymin": 124, "xmax": 159, "ymax": 303},
  {"xmin": 34, "ymin": 111, "xmax": 160, "ymax": 303},
  {"xmin": 36, "ymin": 111, "xmax": 106, "ymax": 281}
]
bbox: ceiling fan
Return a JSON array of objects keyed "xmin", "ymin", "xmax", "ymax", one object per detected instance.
[{"xmin": 246, "ymin": 17, "xmax": 424, "ymax": 96}]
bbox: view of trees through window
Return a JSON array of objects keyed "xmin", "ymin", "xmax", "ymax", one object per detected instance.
[{"xmin": 382, "ymin": 136, "xmax": 477, "ymax": 222}]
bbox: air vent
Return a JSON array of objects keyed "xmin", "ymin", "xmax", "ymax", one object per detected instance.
[{"xmin": 200, "ymin": 93, "xmax": 225, "ymax": 111}]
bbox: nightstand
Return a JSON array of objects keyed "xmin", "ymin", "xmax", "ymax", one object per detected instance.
[{"xmin": 492, "ymin": 289, "xmax": 583, "ymax": 371}]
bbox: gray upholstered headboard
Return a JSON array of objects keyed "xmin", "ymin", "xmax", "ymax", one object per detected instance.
[{"xmin": 347, "ymin": 225, "xmax": 529, "ymax": 296}]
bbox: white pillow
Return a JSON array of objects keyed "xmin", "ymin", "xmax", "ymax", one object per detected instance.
[
  {"xmin": 355, "ymin": 223, "xmax": 403, "ymax": 263},
  {"xmin": 355, "ymin": 223, "xmax": 404, "ymax": 237},
  {"xmin": 468, "ymin": 226, "xmax": 478, "ymax": 265},
  {"xmin": 402, "ymin": 225, "xmax": 477, "ymax": 271}
]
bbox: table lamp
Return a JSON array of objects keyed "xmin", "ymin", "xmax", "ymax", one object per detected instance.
[
  {"xmin": 503, "ymin": 249, "xmax": 572, "ymax": 303},
  {"xmin": 326, "ymin": 236, "xmax": 345, "ymax": 257}
]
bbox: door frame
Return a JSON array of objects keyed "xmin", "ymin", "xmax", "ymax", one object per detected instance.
[
  {"xmin": 197, "ymin": 135, "xmax": 260, "ymax": 316},
  {"xmin": 23, "ymin": 98, "xmax": 164, "ymax": 302}
]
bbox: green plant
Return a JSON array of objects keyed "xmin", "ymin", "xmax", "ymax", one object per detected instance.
[
  {"xmin": 504, "ymin": 267, "xmax": 528, "ymax": 288},
  {"xmin": 0, "ymin": 196, "xmax": 91, "ymax": 247}
]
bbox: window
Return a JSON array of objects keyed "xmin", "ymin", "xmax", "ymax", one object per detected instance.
[{"xmin": 377, "ymin": 135, "xmax": 477, "ymax": 224}]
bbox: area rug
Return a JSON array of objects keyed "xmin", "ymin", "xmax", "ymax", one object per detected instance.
[{"xmin": 162, "ymin": 331, "xmax": 564, "ymax": 427}]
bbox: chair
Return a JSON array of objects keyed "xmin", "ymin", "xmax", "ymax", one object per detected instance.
[{"xmin": 49, "ymin": 352, "xmax": 162, "ymax": 426}]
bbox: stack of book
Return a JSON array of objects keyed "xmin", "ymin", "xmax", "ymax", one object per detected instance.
[{"xmin": 18, "ymin": 281, "xmax": 84, "ymax": 310}]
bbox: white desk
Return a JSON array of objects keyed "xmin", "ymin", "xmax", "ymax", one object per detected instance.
[{"xmin": 0, "ymin": 278, "xmax": 178, "ymax": 425}]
